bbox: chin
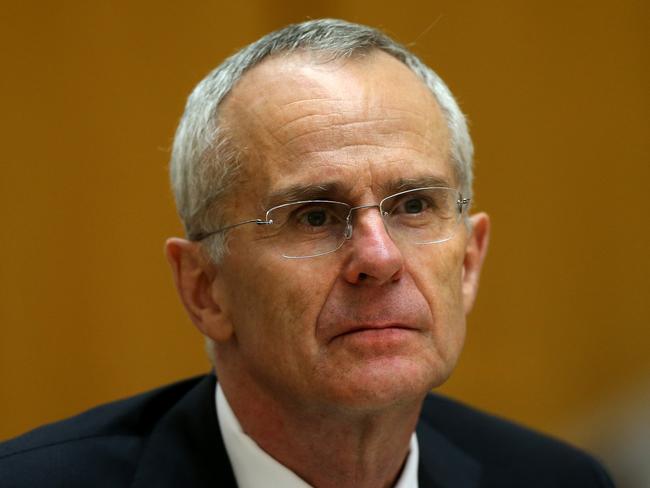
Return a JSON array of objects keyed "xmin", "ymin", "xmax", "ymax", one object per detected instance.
[{"xmin": 318, "ymin": 356, "xmax": 450, "ymax": 412}]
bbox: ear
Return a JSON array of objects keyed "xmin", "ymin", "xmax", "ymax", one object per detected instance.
[
  {"xmin": 164, "ymin": 237, "xmax": 234, "ymax": 342},
  {"xmin": 462, "ymin": 212, "xmax": 490, "ymax": 314}
]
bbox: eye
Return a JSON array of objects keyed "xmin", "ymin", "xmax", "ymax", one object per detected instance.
[
  {"xmin": 394, "ymin": 196, "xmax": 432, "ymax": 215},
  {"xmin": 291, "ymin": 203, "xmax": 345, "ymax": 230},
  {"xmin": 403, "ymin": 198, "xmax": 426, "ymax": 214},
  {"xmin": 267, "ymin": 201, "xmax": 350, "ymax": 236},
  {"xmin": 304, "ymin": 209, "xmax": 328, "ymax": 227}
]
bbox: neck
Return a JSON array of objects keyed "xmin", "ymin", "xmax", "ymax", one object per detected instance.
[{"xmin": 217, "ymin": 365, "xmax": 423, "ymax": 488}]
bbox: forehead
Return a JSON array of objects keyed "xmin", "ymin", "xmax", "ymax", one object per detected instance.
[{"xmin": 220, "ymin": 50, "xmax": 453, "ymax": 206}]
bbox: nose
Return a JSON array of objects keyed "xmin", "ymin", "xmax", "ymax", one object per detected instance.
[{"xmin": 341, "ymin": 205, "xmax": 404, "ymax": 285}]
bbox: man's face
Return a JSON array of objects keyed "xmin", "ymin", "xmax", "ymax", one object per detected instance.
[{"xmin": 210, "ymin": 51, "xmax": 484, "ymax": 411}]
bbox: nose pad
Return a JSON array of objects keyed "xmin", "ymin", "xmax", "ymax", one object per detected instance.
[
  {"xmin": 344, "ymin": 203, "xmax": 378, "ymax": 241},
  {"xmin": 344, "ymin": 221, "xmax": 353, "ymax": 240},
  {"xmin": 343, "ymin": 204, "xmax": 387, "ymax": 243}
]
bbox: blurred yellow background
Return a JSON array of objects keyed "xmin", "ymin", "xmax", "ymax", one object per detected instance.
[{"xmin": 1, "ymin": 1, "xmax": 648, "ymax": 485}]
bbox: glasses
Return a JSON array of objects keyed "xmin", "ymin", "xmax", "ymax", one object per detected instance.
[{"xmin": 191, "ymin": 187, "xmax": 471, "ymax": 259}]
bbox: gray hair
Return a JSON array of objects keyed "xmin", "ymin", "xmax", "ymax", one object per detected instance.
[{"xmin": 170, "ymin": 18, "xmax": 474, "ymax": 260}]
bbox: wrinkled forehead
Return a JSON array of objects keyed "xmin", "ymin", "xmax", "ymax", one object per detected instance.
[
  {"xmin": 221, "ymin": 49, "xmax": 446, "ymax": 136},
  {"xmin": 218, "ymin": 50, "xmax": 453, "ymax": 204}
]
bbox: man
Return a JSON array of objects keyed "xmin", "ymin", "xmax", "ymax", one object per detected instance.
[{"xmin": 0, "ymin": 19, "xmax": 613, "ymax": 487}]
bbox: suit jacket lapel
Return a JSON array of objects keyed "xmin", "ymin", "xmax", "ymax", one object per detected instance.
[
  {"xmin": 416, "ymin": 418, "xmax": 482, "ymax": 488},
  {"xmin": 131, "ymin": 374, "xmax": 237, "ymax": 488}
]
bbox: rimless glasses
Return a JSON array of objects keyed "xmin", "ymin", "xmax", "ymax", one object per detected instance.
[{"xmin": 190, "ymin": 186, "xmax": 471, "ymax": 259}]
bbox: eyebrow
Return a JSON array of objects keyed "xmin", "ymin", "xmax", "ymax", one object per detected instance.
[
  {"xmin": 266, "ymin": 182, "xmax": 349, "ymax": 207},
  {"xmin": 265, "ymin": 174, "xmax": 455, "ymax": 208},
  {"xmin": 389, "ymin": 175, "xmax": 454, "ymax": 193}
]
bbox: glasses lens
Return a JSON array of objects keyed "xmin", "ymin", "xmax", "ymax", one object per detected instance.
[
  {"xmin": 381, "ymin": 187, "xmax": 462, "ymax": 244},
  {"xmin": 266, "ymin": 200, "xmax": 350, "ymax": 258}
]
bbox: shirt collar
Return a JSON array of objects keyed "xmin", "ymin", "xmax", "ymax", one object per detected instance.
[{"xmin": 216, "ymin": 383, "xmax": 419, "ymax": 488}]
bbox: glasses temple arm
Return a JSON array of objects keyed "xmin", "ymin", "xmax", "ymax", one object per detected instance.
[{"xmin": 189, "ymin": 219, "xmax": 270, "ymax": 241}]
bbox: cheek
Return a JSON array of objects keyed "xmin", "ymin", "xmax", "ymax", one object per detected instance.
[
  {"xmin": 224, "ymin": 256, "xmax": 335, "ymax": 358},
  {"xmin": 225, "ymin": 258, "xmax": 342, "ymax": 397},
  {"xmin": 408, "ymin": 243, "xmax": 467, "ymax": 356}
]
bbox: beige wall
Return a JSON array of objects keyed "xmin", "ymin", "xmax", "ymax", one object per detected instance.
[{"xmin": 1, "ymin": 0, "xmax": 648, "ymax": 481}]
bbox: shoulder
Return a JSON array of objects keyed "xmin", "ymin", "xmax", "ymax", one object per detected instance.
[
  {"xmin": 0, "ymin": 375, "xmax": 211, "ymax": 487},
  {"xmin": 418, "ymin": 393, "xmax": 615, "ymax": 487}
]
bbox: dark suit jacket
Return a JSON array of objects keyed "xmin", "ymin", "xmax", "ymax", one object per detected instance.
[{"xmin": 0, "ymin": 374, "xmax": 614, "ymax": 487}]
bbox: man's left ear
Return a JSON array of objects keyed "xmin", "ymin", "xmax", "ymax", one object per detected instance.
[{"xmin": 462, "ymin": 212, "xmax": 490, "ymax": 314}]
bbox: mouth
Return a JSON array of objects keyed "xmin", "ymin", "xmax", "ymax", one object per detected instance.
[{"xmin": 330, "ymin": 324, "xmax": 419, "ymax": 343}]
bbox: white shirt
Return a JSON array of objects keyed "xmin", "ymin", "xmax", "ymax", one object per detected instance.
[{"xmin": 216, "ymin": 384, "xmax": 419, "ymax": 488}]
